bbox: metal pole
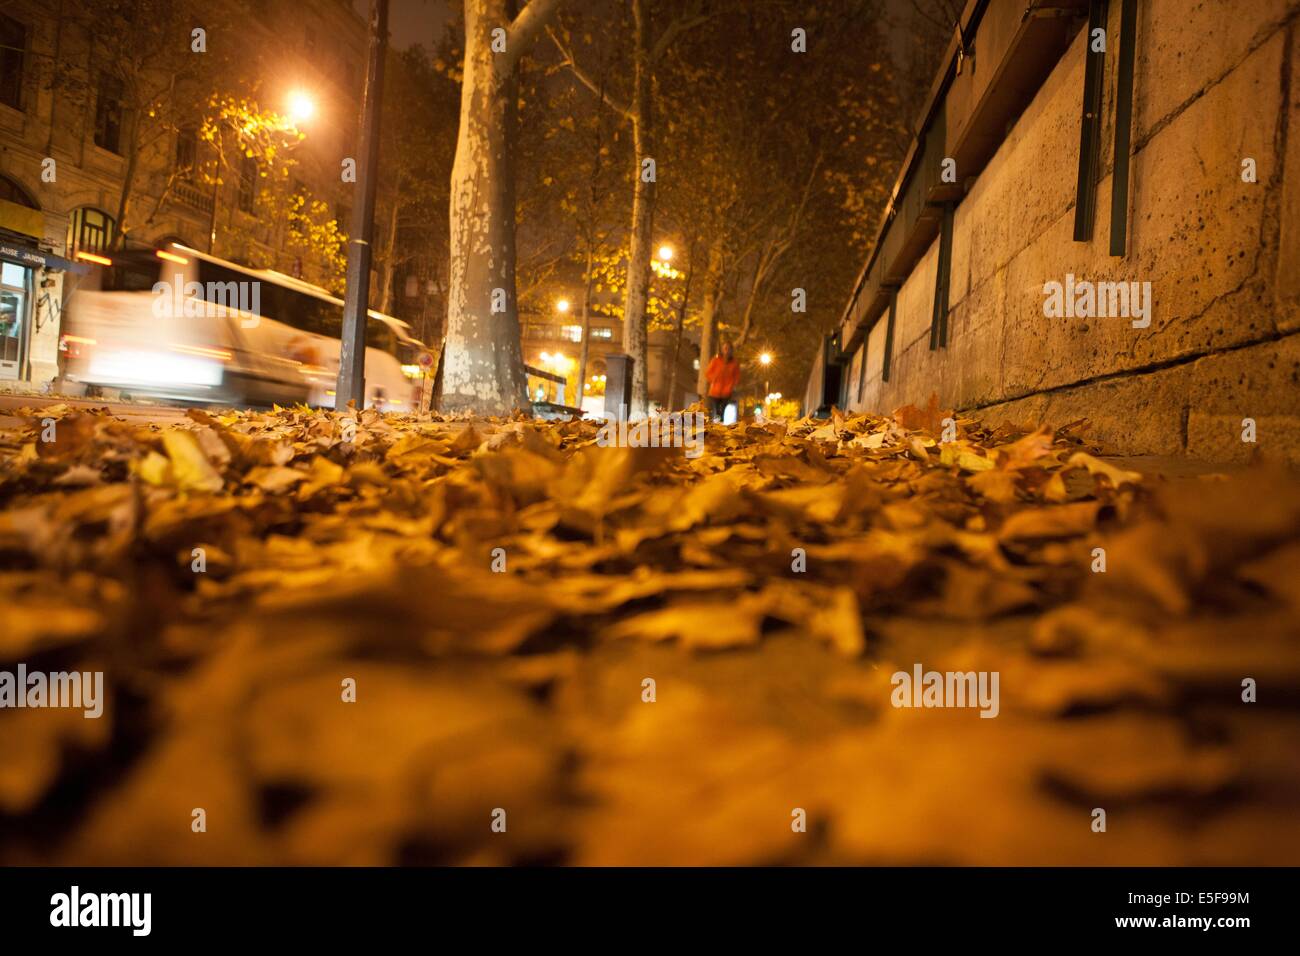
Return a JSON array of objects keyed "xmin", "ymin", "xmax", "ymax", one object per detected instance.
[
  {"xmin": 208, "ymin": 170, "xmax": 220, "ymax": 253},
  {"xmin": 336, "ymin": 0, "xmax": 389, "ymax": 410},
  {"xmin": 1073, "ymin": 0, "xmax": 1108, "ymax": 243},
  {"xmin": 1109, "ymin": 0, "xmax": 1137, "ymax": 257}
]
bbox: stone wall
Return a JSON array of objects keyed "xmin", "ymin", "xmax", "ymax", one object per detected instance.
[{"xmin": 843, "ymin": 0, "xmax": 1300, "ymax": 463}]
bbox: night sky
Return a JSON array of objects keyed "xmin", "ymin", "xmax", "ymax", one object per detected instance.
[{"xmin": 352, "ymin": 0, "xmax": 453, "ymax": 50}]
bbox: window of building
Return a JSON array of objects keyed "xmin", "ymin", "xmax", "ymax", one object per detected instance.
[
  {"xmin": 0, "ymin": 14, "xmax": 26, "ymax": 111},
  {"xmin": 94, "ymin": 74, "xmax": 124, "ymax": 153},
  {"xmin": 174, "ymin": 127, "xmax": 198, "ymax": 177},
  {"xmin": 560, "ymin": 324, "xmax": 582, "ymax": 342},
  {"xmin": 0, "ymin": 175, "xmax": 37, "ymax": 209},
  {"xmin": 236, "ymin": 155, "xmax": 258, "ymax": 214},
  {"xmin": 66, "ymin": 207, "xmax": 116, "ymax": 256},
  {"xmin": 591, "ymin": 326, "xmax": 613, "ymax": 339},
  {"xmin": 1, "ymin": 260, "xmax": 27, "ymax": 366}
]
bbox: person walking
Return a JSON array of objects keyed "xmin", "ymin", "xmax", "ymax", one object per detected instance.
[{"xmin": 704, "ymin": 341, "xmax": 740, "ymax": 422}]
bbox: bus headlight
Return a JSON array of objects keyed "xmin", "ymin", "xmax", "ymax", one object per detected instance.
[{"xmin": 88, "ymin": 349, "xmax": 224, "ymax": 387}]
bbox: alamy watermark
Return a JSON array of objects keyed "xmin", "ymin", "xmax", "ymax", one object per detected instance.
[
  {"xmin": 152, "ymin": 274, "xmax": 261, "ymax": 328},
  {"xmin": 0, "ymin": 665, "xmax": 103, "ymax": 718},
  {"xmin": 50, "ymin": 886, "xmax": 151, "ymax": 936},
  {"xmin": 891, "ymin": 663, "xmax": 1000, "ymax": 718},
  {"xmin": 1042, "ymin": 273, "xmax": 1151, "ymax": 328},
  {"xmin": 596, "ymin": 407, "xmax": 707, "ymax": 459}
]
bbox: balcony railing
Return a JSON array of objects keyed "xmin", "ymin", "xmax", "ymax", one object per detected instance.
[{"xmin": 172, "ymin": 179, "xmax": 214, "ymax": 214}]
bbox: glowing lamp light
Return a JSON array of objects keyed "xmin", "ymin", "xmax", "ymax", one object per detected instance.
[
  {"xmin": 759, "ymin": 352, "xmax": 773, "ymax": 366},
  {"xmin": 658, "ymin": 245, "xmax": 674, "ymax": 262},
  {"xmin": 287, "ymin": 90, "xmax": 316, "ymax": 124},
  {"xmin": 556, "ymin": 298, "xmax": 571, "ymax": 313}
]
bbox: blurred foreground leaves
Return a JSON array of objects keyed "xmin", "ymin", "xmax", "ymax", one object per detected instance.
[{"xmin": 0, "ymin": 401, "xmax": 1297, "ymax": 864}]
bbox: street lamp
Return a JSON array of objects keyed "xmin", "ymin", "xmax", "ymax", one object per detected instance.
[
  {"xmin": 556, "ymin": 298, "xmax": 570, "ymax": 313},
  {"xmin": 658, "ymin": 244, "xmax": 674, "ymax": 262},
  {"xmin": 758, "ymin": 352, "xmax": 774, "ymax": 406},
  {"xmin": 286, "ymin": 89, "xmax": 316, "ymax": 125}
]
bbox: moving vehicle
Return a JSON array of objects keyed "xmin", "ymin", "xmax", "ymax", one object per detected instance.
[{"xmin": 58, "ymin": 242, "xmax": 428, "ymax": 411}]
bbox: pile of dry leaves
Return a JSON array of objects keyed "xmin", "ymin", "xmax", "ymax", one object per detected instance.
[{"xmin": 0, "ymin": 398, "xmax": 1297, "ymax": 864}]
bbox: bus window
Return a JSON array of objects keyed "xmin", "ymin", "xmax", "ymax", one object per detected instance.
[
  {"xmin": 196, "ymin": 259, "xmax": 261, "ymax": 318},
  {"xmin": 312, "ymin": 298, "xmax": 343, "ymax": 338},
  {"xmin": 102, "ymin": 259, "xmax": 159, "ymax": 292},
  {"xmin": 365, "ymin": 321, "xmax": 398, "ymax": 356}
]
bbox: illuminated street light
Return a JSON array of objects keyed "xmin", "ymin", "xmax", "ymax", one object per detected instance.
[
  {"xmin": 286, "ymin": 90, "xmax": 316, "ymax": 124},
  {"xmin": 658, "ymin": 244, "xmax": 674, "ymax": 262},
  {"xmin": 556, "ymin": 298, "xmax": 571, "ymax": 313},
  {"xmin": 759, "ymin": 352, "xmax": 774, "ymax": 403}
]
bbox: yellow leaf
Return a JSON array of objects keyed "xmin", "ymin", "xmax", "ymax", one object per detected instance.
[{"xmin": 162, "ymin": 431, "xmax": 225, "ymax": 492}]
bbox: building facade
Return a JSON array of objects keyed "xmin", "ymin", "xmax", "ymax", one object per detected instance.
[{"xmin": 0, "ymin": 0, "xmax": 373, "ymax": 387}]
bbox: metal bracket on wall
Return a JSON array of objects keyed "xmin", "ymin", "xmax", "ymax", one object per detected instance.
[
  {"xmin": 857, "ymin": 334, "xmax": 868, "ymax": 401},
  {"xmin": 929, "ymin": 202, "xmax": 955, "ymax": 350},
  {"xmin": 882, "ymin": 289, "xmax": 898, "ymax": 382},
  {"xmin": 1110, "ymin": 0, "xmax": 1137, "ymax": 256},
  {"xmin": 1073, "ymin": 0, "xmax": 1108, "ymax": 242}
]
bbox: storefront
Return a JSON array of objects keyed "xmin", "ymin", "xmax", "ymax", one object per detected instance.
[
  {"xmin": 0, "ymin": 255, "xmax": 29, "ymax": 379},
  {"xmin": 0, "ymin": 230, "xmax": 87, "ymax": 383}
]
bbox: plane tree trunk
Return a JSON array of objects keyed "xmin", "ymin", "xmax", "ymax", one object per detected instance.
[
  {"xmin": 440, "ymin": 0, "xmax": 565, "ymax": 415},
  {"xmin": 621, "ymin": 0, "xmax": 654, "ymax": 418}
]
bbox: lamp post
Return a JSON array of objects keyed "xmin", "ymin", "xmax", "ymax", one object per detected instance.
[
  {"xmin": 759, "ymin": 351, "xmax": 773, "ymax": 408},
  {"xmin": 336, "ymin": 0, "xmax": 389, "ymax": 411}
]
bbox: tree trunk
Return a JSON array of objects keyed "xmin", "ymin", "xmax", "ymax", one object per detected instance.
[
  {"xmin": 666, "ymin": 245, "xmax": 693, "ymax": 409},
  {"xmin": 112, "ymin": 121, "xmax": 141, "ymax": 250},
  {"xmin": 441, "ymin": 0, "xmax": 561, "ymax": 415},
  {"xmin": 694, "ymin": 238, "xmax": 724, "ymax": 397},
  {"xmin": 378, "ymin": 198, "xmax": 401, "ymax": 313},
  {"xmin": 621, "ymin": 0, "xmax": 654, "ymax": 418}
]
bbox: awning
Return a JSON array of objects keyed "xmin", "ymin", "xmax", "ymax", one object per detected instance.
[{"xmin": 0, "ymin": 237, "xmax": 90, "ymax": 275}]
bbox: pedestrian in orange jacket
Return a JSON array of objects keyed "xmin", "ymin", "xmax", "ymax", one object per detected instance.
[{"xmin": 704, "ymin": 341, "xmax": 740, "ymax": 422}]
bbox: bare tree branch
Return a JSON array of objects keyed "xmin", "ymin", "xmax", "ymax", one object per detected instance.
[
  {"xmin": 546, "ymin": 25, "xmax": 634, "ymax": 121},
  {"xmin": 502, "ymin": 0, "xmax": 568, "ymax": 73},
  {"xmin": 649, "ymin": 13, "xmax": 713, "ymax": 64},
  {"xmin": 734, "ymin": 151, "xmax": 823, "ymax": 348}
]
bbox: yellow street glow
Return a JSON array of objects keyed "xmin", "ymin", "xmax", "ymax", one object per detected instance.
[
  {"xmin": 658, "ymin": 245, "xmax": 673, "ymax": 261},
  {"xmin": 556, "ymin": 298, "xmax": 571, "ymax": 313},
  {"xmin": 287, "ymin": 90, "xmax": 315, "ymax": 124},
  {"xmin": 759, "ymin": 352, "xmax": 773, "ymax": 366}
]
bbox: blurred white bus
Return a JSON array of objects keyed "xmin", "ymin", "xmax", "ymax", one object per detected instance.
[{"xmin": 58, "ymin": 243, "xmax": 430, "ymax": 411}]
